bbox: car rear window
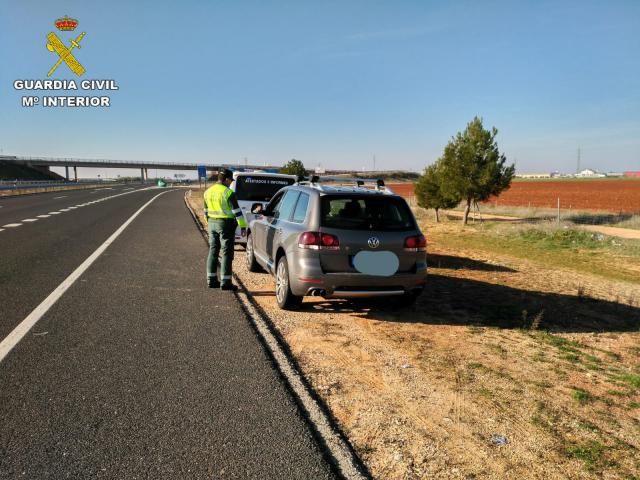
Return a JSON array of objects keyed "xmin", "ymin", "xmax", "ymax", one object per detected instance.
[
  {"xmin": 320, "ymin": 195, "xmax": 415, "ymax": 231},
  {"xmin": 234, "ymin": 176, "xmax": 296, "ymax": 202}
]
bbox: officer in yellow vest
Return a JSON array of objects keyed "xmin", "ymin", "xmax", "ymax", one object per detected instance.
[{"xmin": 204, "ymin": 169, "xmax": 248, "ymax": 290}]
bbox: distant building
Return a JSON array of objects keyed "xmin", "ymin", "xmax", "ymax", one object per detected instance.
[
  {"xmin": 575, "ymin": 168, "xmax": 606, "ymax": 178},
  {"xmin": 605, "ymin": 172, "xmax": 624, "ymax": 177},
  {"xmin": 624, "ymin": 171, "xmax": 640, "ymax": 177}
]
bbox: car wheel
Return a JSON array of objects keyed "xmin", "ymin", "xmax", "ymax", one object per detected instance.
[
  {"xmin": 275, "ymin": 256, "xmax": 302, "ymax": 310},
  {"xmin": 245, "ymin": 233, "xmax": 262, "ymax": 272}
]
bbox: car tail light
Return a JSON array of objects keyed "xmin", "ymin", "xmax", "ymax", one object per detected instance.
[
  {"xmin": 299, "ymin": 231, "xmax": 320, "ymax": 249},
  {"xmin": 404, "ymin": 234, "xmax": 427, "ymax": 251},
  {"xmin": 321, "ymin": 233, "xmax": 340, "ymax": 249},
  {"xmin": 298, "ymin": 232, "xmax": 340, "ymax": 250}
]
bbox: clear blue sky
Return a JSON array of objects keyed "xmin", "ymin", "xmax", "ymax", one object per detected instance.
[{"xmin": 1, "ymin": 0, "xmax": 638, "ymax": 176}]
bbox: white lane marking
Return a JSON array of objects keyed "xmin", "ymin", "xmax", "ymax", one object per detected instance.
[
  {"xmin": 2, "ymin": 223, "xmax": 22, "ymax": 228},
  {"xmin": 53, "ymin": 196, "xmax": 67, "ymax": 199},
  {"xmin": 1, "ymin": 187, "xmax": 157, "ymax": 230},
  {"xmin": 0, "ymin": 229, "xmax": 4, "ymax": 232},
  {"xmin": 0, "ymin": 190, "xmax": 170, "ymax": 364}
]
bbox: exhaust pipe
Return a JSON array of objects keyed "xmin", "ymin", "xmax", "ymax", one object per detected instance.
[{"xmin": 309, "ymin": 288, "xmax": 326, "ymax": 297}]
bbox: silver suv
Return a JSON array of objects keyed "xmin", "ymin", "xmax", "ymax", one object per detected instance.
[{"xmin": 246, "ymin": 177, "xmax": 427, "ymax": 309}]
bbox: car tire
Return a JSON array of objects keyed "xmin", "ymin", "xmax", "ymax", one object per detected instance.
[
  {"xmin": 245, "ymin": 233, "xmax": 262, "ymax": 272},
  {"xmin": 275, "ymin": 256, "xmax": 302, "ymax": 310}
]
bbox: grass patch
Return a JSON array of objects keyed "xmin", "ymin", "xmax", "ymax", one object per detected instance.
[
  {"xmin": 577, "ymin": 420, "xmax": 600, "ymax": 433},
  {"xmin": 564, "ymin": 440, "xmax": 606, "ymax": 471},
  {"xmin": 606, "ymin": 389, "xmax": 629, "ymax": 397},
  {"xmin": 424, "ymin": 219, "xmax": 640, "ymax": 284},
  {"xmin": 604, "ymin": 351, "xmax": 622, "ymax": 361},
  {"xmin": 516, "ymin": 228, "xmax": 605, "ymax": 250},
  {"xmin": 585, "ymin": 362, "xmax": 603, "ymax": 371},
  {"xmin": 620, "ymin": 373, "xmax": 640, "ymax": 389},
  {"xmin": 536, "ymin": 332, "xmax": 583, "ymax": 351},
  {"xmin": 533, "ymin": 351, "xmax": 549, "ymax": 363},
  {"xmin": 628, "ymin": 402, "xmax": 640, "ymax": 410},
  {"xmin": 562, "ymin": 352, "xmax": 581, "ymax": 363},
  {"xmin": 572, "ymin": 388, "xmax": 594, "ymax": 404}
]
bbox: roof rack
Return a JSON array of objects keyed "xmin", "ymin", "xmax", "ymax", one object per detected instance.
[{"xmin": 297, "ymin": 175, "xmax": 394, "ymax": 194}]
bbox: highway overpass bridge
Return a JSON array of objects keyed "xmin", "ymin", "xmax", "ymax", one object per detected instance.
[{"xmin": 0, "ymin": 155, "xmax": 280, "ymax": 181}]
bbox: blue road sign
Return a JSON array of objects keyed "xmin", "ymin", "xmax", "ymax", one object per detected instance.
[{"xmin": 197, "ymin": 165, "xmax": 206, "ymax": 178}]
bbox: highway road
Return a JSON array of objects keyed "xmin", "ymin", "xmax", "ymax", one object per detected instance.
[{"xmin": 0, "ymin": 187, "xmax": 337, "ymax": 479}]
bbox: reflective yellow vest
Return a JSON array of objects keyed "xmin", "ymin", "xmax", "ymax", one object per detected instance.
[{"xmin": 204, "ymin": 183, "xmax": 247, "ymax": 227}]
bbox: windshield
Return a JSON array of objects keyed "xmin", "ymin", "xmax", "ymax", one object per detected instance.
[
  {"xmin": 234, "ymin": 176, "xmax": 296, "ymax": 202},
  {"xmin": 320, "ymin": 195, "xmax": 416, "ymax": 231}
]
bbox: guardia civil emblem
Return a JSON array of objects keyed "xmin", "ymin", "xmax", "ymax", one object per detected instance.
[{"xmin": 46, "ymin": 16, "xmax": 86, "ymax": 77}]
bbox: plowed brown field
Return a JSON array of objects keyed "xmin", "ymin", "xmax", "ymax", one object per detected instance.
[{"xmin": 389, "ymin": 180, "xmax": 640, "ymax": 213}]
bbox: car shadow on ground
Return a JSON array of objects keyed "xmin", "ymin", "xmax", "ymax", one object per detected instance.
[{"xmin": 301, "ymin": 273, "xmax": 640, "ymax": 334}]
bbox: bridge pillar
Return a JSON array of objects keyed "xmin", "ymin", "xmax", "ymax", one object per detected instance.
[
  {"xmin": 144, "ymin": 168, "xmax": 148, "ymax": 183},
  {"xmin": 73, "ymin": 166, "xmax": 77, "ymax": 182},
  {"xmin": 140, "ymin": 167, "xmax": 145, "ymax": 183},
  {"xmin": 65, "ymin": 166, "xmax": 69, "ymax": 181}
]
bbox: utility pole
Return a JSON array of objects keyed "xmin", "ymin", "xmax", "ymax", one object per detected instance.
[
  {"xmin": 577, "ymin": 147, "xmax": 581, "ymax": 174},
  {"xmin": 373, "ymin": 154, "xmax": 376, "ymax": 172}
]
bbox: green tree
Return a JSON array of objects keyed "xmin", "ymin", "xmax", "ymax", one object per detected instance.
[
  {"xmin": 280, "ymin": 158, "xmax": 307, "ymax": 177},
  {"xmin": 439, "ymin": 117, "xmax": 515, "ymax": 225},
  {"xmin": 414, "ymin": 162, "xmax": 460, "ymax": 222}
]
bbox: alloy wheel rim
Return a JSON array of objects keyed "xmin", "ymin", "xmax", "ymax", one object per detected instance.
[
  {"xmin": 246, "ymin": 236, "xmax": 253, "ymax": 268},
  {"xmin": 276, "ymin": 261, "xmax": 286, "ymax": 303}
]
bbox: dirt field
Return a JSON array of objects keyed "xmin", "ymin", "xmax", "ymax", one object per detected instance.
[
  {"xmin": 188, "ymin": 191, "xmax": 640, "ymax": 479},
  {"xmin": 389, "ymin": 180, "xmax": 640, "ymax": 214}
]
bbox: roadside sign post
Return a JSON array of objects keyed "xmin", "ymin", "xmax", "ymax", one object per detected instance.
[{"xmin": 197, "ymin": 165, "xmax": 206, "ymax": 189}]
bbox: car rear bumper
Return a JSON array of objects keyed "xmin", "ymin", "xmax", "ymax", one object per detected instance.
[{"xmin": 292, "ymin": 272, "xmax": 426, "ymax": 297}]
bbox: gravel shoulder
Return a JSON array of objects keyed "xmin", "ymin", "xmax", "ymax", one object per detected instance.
[{"xmin": 189, "ymin": 189, "xmax": 640, "ymax": 480}]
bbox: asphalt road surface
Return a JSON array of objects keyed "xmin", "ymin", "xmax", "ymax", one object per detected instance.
[{"xmin": 0, "ymin": 188, "xmax": 337, "ymax": 479}]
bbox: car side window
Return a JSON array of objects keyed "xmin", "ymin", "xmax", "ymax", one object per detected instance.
[
  {"xmin": 291, "ymin": 193, "xmax": 310, "ymax": 224},
  {"xmin": 266, "ymin": 191, "xmax": 285, "ymax": 215},
  {"xmin": 274, "ymin": 190, "xmax": 299, "ymax": 221}
]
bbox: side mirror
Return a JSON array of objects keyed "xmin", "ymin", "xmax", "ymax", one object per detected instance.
[{"xmin": 251, "ymin": 203, "xmax": 264, "ymax": 214}]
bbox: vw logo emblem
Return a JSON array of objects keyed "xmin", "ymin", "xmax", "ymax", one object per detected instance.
[{"xmin": 368, "ymin": 237, "xmax": 380, "ymax": 249}]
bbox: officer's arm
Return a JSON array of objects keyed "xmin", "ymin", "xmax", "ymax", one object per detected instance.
[
  {"xmin": 203, "ymin": 196, "xmax": 208, "ymax": 222},
  {"xmin": 228, "ymin": 192, "xmax": 248, "ymax": 228}
]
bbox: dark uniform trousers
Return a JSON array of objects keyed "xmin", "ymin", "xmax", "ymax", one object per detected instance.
[{"xmin": 207, "ymin": 218, "xmax": 237, "ymax": 284}]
